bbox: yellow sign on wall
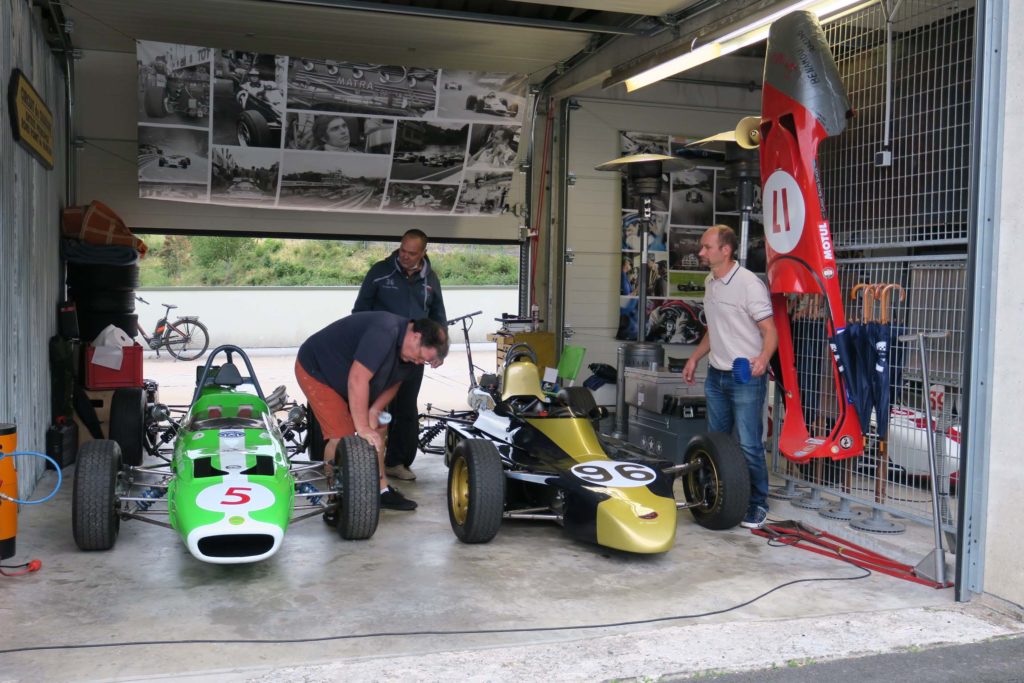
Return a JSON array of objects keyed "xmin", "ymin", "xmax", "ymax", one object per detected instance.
[{"xmin": 7, "ymin": 68, "xmax": 54, "ymax": 170}]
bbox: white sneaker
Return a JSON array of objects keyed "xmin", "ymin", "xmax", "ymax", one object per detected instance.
[{"xmin": 385, "ymin": 464, "xmax": 416, "ymax": 481}]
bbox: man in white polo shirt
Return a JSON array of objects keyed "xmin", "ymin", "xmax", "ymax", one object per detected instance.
[{"xmin": 683, "ymin": 224, "xmax": 778, "ymax": 529}]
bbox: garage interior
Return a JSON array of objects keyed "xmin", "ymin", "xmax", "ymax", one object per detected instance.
[{"xmin": 2, "ymin": 0, "xmax": 1024, "ymax": 680}]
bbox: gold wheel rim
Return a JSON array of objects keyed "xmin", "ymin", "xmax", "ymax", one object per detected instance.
[{"xmin": 450, "ymin": 456, "xmax": 469, "ymax": 525}]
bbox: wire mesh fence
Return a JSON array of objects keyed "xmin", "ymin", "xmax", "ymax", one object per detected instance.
[{"xmin": 767, "ymin": 0, "xmax": 972, "ymax": 540}]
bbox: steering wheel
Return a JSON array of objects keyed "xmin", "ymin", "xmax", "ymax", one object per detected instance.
[{"xmin": 504, "ymin": 343, "xmax": 537, "ymax": 367}]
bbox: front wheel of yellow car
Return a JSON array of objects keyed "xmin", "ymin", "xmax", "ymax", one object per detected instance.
[
  {"xmin": 448, "ymin": 439, "xmax": 504, "ymax": 543},
  {"xmin": 681, "ymin": 432, "xmax": 750, "ymax": 530}
]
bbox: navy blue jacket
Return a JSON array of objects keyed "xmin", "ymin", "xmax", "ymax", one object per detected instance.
[{"xmin": 353, "ymin": 250, "xmax": 447, "ymax": 326}]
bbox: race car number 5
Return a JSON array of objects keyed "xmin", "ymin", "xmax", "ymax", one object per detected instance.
[
  {"xmin": 570, "ymin": 461, "xmax": 656, "ymax": 488},
  {"xmin": 196, "ymin": 482, "xmax": 275, "ymax": 512}
]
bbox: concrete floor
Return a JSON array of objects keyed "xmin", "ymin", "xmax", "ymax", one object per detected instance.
[{"xmin": 2, "ymin": 347, "xmax": 1021, "ymax": 681}]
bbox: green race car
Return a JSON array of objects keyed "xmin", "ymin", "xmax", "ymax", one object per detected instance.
[{"xmin": 72, "ymin": 345, "xmax": 380, "ymax": 564}]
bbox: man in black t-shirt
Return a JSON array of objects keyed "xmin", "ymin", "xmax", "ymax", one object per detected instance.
[{"xmin": 295, "ymin": 312, "xmax": 448, "ymax": 511}]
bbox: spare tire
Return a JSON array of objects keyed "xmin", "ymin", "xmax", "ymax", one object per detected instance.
[
  {"xmin": 70, "ymin": 288, "xmax": 136, "ymax": 315},
  {"xmin": 109, "ymin": 387, "xmax": 146, "ymax": 466},
  {"xmin": 67, "ymin": 263, "xmax": 140, "ymax": 292}
]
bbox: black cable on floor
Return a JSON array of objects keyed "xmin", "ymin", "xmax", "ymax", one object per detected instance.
[{"xmin": 0, "ymin": 561, "xmax": 871, "ymax": 655}]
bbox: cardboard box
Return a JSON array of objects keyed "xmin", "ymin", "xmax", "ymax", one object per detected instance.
[{"xmin": 85, "ymin": 344, "xmax": 143, "ymax": 389}]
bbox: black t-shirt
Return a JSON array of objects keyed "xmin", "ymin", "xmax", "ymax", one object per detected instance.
[{"xmin": 297, "ymin": 311, "xmax": 414, "ymax": 402}]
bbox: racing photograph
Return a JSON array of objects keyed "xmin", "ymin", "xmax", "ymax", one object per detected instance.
[
  {"xmin": 139, "ymin": 182, "xmax": 208, "ymax": 201},
  {"xmin": 437, "ymin": 71, "xmax": 527, "ymax": 123},
  {"xmin": 455, "ymin": 170, "xmax": 511, "ymax": 215},
  {"xmin": 670, "ymin": 271, "xmax": 707, "ymax": 297},
  {"xmin": 390, "ymin": 120, "xmax": 469, "ymax": 182},
  {"xmin": 137, "ymin": 41, "xmax": 212, "ymax": 127},
  {"xmin": 137, "ymin": 126, "xmax": 210, "ymax": 186},
  {"xmin": 669, "ymin": 226, "xmax": 704, "ymax": 270},
  {"xmin": 278, "ymin": 151, "xmax": 388, "ymax": 211},
  {"xmin": 209, "ymin": 146, "xmax": 280, "ymax": 206},
  {"xmin": 383, "ymin": 182, "xmax": 458, "ymax": 214},
  {"xmin": 645, "ymin": 299, "xmax": 707, "ymax": 345},
  {"xmin": 622, "ymin": 211, "xmax": 668, "ymax": 252},
  {"xmin": 620, "ymin": 131, "xmax": 669, "ymax": 156},
  {"xmin": 466, "ymin": 124, "xmax": 519, "ymax": 168},
  {"xmin": 212, "ymin": 51, "xmax": 286, "ymax": 148},
  {"xmin": 284, "ymin": 113, "xmax": 395, "ymax": 154},
  {"xmin": 287, "ymin": 59, "xmax": 438, "ymax": 118},
  {"xmin": 670, "ymin": 166, "xmax": 715, "ymax": 226}
]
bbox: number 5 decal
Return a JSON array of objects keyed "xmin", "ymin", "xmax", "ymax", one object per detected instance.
[{"xmin": 221, "ymin": 486, "xmax": 252, "ymax": 505}]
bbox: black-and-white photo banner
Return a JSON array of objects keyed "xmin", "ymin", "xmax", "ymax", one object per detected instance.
[{"xmin": 136, "ymin": 41, "xmax": 527, "ymax": 216}]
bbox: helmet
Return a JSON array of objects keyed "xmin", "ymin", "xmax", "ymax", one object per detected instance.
[{"xmin": 248, "ymin": 68, "xmax": 260, "ymax": 78}]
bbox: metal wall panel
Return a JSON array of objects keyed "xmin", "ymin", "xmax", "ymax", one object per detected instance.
[{"xmin": 1, "ymin": 0, "xmax": 68, "ymax": 495}]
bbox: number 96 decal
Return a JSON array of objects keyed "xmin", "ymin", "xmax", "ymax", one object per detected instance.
[{"xmin": 570, "ymin": 461, "xmax": 656, "ymax": 488}]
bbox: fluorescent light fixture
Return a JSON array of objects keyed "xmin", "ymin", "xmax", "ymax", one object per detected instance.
[{"xmin": 616, "ymin": 0, "xmax": 873, "ymax": 92}]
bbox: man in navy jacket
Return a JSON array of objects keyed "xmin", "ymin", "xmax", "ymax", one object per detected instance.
[{"xmin": 353, "ymin": 229, "xmax": 447, "ymax": 481}]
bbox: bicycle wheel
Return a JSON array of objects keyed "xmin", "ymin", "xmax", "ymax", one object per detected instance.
[{"xmin": 165, "ymin": 319, "xmax": 209, "ymax": 361}]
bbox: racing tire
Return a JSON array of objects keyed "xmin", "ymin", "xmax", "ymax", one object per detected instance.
[
  {"xmin": 67, "ymin": 263, "xmax": 140, "ymax": 292},
  {"xmin": 159, "ymin": 159, "xmax": 167, "ymax": 167},
  {"xmin": 448, "ymin": 439, "xmax": 505, "ymax": 543},
  {"xmin": 72, "ymin": 440, "xmax": 123, "ymax": 551},
  {"xmin": 306, "ymin": 405, "xmax": 326, "ymax": 461},
  {"xmin": 164, "ymin": 319, "xmax": 209, "ymax": 361},
  {"xmin": 144, "ymin": 86, "xmax": 168, "ymax": 118},
  {"xmin": 69, "ymin": 288, "xmax": 136, "ymax": 315},
  {"xmin": 680, "ymin": 432, "xmax": 750, "ymax": 530},
  {"xmin": 109, "ymin": 387, "xmax": 146, "ymax": 466},
  {"xmin": 465, "ymin": 95, "xmax": 477, "ymax": 110},
  {"xmin": 335, "ymin": 436, "xmax": 380, "ymax": 540},
  {"xmin": 238, "ymin": 110, "xmax": 271, "ymax": 147}
]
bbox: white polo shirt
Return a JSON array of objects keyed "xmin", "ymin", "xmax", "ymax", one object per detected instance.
[{"xmin": 703, "ymin": 262, "xmax": 773, "ymax": 371}]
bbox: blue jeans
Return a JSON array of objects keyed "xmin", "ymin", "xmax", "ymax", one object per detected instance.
[{"xmin": 704, "ymin": 368, "xmax": 769, "ymax": 508}]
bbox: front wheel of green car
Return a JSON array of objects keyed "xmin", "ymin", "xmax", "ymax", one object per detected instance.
[{"xmin": 335, "ymin": 436, "xmax": 380, "ymax": 540}]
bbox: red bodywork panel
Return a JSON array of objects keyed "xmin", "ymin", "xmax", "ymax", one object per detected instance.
[{"xmin": 760, "ymin": 12, "xmax": 863, "ymax": 461}]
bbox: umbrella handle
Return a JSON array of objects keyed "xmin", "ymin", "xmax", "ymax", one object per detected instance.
[
  {"xmin": 850, "ymin": 283, "xmax": 876, "ymax": 323},
  {"xmin": 878, "ymin": 283, "xmax": 905, "ymax": 325}
]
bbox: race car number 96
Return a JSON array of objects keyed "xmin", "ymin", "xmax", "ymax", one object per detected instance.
[
  {"xmin": 570, "ymin": 461, "xmax": 656, "ymax": 488},
  {"xmin": 196, "ymin": 482, "xmax": 275, "ymax": 512}
]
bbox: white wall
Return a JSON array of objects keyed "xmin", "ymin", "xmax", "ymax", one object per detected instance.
[
  {"xmin": 983, "ymin": 1, "xmax": 1024, "ymax": 607},
  {"xmin": 135, "ymin": 286, "xmax": 517, "ymax": 348}
]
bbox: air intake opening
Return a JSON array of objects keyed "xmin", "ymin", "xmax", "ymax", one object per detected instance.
[{"xmin": 197, "ymin": 534, "xmax": 275, "ymax": 557}]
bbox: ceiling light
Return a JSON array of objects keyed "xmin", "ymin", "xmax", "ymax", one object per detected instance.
[{"xmin": 607, "ymin": 0, "xmax": 874, "ymax": 93}]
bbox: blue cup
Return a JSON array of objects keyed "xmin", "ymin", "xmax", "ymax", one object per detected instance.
[{"xmin": 732, "ymin": 357, "xmax": 751, "ymax": 384}]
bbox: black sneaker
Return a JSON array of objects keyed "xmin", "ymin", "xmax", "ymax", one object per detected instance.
[{"xmin": 380, "ymin": 485, "xmax": 417, "ymax": 511}]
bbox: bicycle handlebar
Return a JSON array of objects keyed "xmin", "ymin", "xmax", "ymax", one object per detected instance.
[
  {"xmin": 447, "ymin": 311, "xmax": 483, "ymax": 325},
  {"xmin": 136, "ymin": 296, "xmax": 150, "ymax": 305}
]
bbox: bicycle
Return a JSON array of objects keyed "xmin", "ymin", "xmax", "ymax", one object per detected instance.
[{"xmin": 135, "ymin": 296, "xmax": 210, "ymax": 360}]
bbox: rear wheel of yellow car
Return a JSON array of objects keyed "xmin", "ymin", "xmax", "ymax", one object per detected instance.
[
  {"xmin": 336, "ymin": 436, "xmax": 380, "ymax": 540},
  {"xmin": 681, "ymin": 432, "xmax": 750, "ymax": 530},
  {"xmin": 448, "ymin": 439, "xmax": 504, "ymax": 543}
]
